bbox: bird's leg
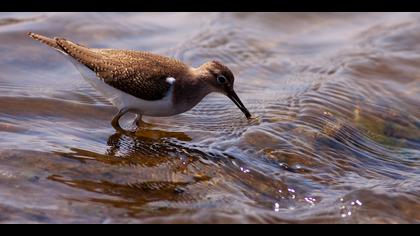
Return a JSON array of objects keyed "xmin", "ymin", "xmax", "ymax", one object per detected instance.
[
  {"xmin": 111, "ymin": 108, "xmax": 129, "ymax": 132},
  {"xmin": 133, "ymin": 114, "xmax": 144, "ymax": 127}
]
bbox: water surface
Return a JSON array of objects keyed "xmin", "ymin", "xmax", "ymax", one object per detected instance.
[{"xmin": 0, "ymin": 12, "xmax": 419, "ymax": 223}]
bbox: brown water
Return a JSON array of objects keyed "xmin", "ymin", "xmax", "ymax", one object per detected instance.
[{"xmin": 0, "ymin": 12, "xmax": 419, "ymax": 223}]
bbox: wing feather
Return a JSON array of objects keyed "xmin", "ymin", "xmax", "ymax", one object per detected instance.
[{"xmin": 54, "ymin": 38, "xmax": 188, "ymax": 101}]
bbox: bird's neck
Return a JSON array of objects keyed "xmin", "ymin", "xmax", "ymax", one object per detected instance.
[{"xmin": 172, "ymin": 68, "xmax": 212, "ymax": 112}]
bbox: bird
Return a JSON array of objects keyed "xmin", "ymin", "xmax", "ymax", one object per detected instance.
[{"xmin": 27, "ymin": 32, "xmax": 252, "ymax": 131}]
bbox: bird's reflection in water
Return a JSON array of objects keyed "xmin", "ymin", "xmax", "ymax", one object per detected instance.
[
  {"xmin": 49, "ymin": 127, "xmax": 216, "ymax": 215},
  {"xmin": 105, "ymin": 126, "xmax": 198, "ymax": 170},
  {"xmin": 56, "ymin": 123, "xmax": 197, "ymax": 168}
]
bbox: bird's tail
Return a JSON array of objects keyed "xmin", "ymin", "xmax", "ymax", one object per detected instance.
[{"xmin": 27, "ymin": 32, "xmax": 64, "ymax": 52}]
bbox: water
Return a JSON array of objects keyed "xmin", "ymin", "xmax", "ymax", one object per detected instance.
[{"xmin": 0, "ymin": 12, "xmax": 419, "ymax": 223}]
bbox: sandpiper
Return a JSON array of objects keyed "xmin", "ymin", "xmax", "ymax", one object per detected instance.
[{"xmin": 28, "ymin": 32, "xmax": 252, "ymax": 131}]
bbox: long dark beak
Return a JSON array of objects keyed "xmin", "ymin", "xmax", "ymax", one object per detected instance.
[{"xmin": 227, "ymin": 90, "xmax": 252, "ymax": 119}]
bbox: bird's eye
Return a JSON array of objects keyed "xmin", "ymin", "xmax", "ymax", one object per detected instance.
[{"xmin": 217, "ymin": 75, "xmax": 227, "ymax": 84}]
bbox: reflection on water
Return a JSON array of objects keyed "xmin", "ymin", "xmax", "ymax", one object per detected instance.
[{"xmin": 0, "ymin": 12, "xmax": 419, "ymax": 223}]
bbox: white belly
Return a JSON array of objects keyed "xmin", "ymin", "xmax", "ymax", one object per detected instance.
[{"xmin": 69, "ymin": 58, "xmax": 177, "ymax": 117}]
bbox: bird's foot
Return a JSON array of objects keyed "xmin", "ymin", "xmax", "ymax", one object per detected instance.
[
  {"xmin": 133, "ymin": 114, "xmax": 144, "ymax": 128},
  {"xmin": 111, "ymin": 108, "xmax": 136, "ymax": 134}
]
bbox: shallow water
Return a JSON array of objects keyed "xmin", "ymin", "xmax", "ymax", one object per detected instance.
[{"xmin": 0, "ymin": 12, "xmax": 419, "ymax": 223}]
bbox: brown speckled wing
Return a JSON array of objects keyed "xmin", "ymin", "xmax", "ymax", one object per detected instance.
[{"xmin": 55, "ymin": 38, "xmax": 189, "ymax": 101}]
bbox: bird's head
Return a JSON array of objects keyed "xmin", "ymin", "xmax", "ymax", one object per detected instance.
[{"xmin": 197, "ymin": 60, "xmax": 251, "ymax": 119}]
